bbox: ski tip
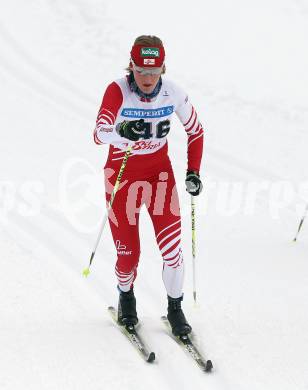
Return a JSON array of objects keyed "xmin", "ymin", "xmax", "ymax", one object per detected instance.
[
  {"xmin": 205, "ymin": 359, "xmax": 213, "ymax": 372},
  {"xmin": 147, "ymin": 352, "xmax": 155, "ymax": 363}
]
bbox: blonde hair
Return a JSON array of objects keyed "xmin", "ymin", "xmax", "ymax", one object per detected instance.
[{"xmin": 126, "ymin": 35, "xmax": 166, "ymax": 74}]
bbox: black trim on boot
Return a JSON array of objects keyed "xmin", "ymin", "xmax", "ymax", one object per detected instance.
[
  {"xmin": 118, "ymin": 288, "xmax": 138, "ymax": 326},
  {"xmin": 167, "ymin": 295, "xmax": 192, "ymax": 336}
]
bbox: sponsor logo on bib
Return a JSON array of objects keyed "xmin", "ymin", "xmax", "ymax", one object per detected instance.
[
  {"xmin": 133, "ymin": 141, "xmax": 161, "ymax": 151},
  {"xmin": 121, "ymin": 106, "xmax": 174, "ymax": 118}
]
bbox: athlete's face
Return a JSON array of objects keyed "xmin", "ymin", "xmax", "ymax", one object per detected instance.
[{"xmin": 132, "ymin": 68, "xmax": 162, "ymax": 95}]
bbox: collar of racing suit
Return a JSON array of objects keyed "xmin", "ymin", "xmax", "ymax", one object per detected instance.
[{"xmin": 127, "ymin": 72, "xmax": 162, "ymax": 101}]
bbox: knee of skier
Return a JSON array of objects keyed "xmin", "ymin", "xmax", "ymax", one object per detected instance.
[{"xmin": 115, "ymin": 251, "xmax": 140, "ymax": 274}]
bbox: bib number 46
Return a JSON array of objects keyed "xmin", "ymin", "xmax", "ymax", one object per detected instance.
[{"xmin": 142, "ymin": 120, "xmax": 170, "ymax": 139}]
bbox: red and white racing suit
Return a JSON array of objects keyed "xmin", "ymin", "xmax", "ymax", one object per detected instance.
[{"xmin": 94, "ymin": 76, "xmax": 204, "ymax": 298}]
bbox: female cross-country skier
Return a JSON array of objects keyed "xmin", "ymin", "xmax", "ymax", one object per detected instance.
[{"xmin": 94, "ymin": 35, "xmax": 204, "ymax": 336}]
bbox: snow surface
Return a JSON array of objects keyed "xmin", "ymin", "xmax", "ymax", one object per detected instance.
[{"xmin": 1, "ymin": 1, "xmax": 308, "ymax": 389}]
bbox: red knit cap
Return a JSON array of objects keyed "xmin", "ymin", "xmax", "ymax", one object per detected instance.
[{"xmin": 130, "ymin": 44, "xmax": 165, "ymax": 68}]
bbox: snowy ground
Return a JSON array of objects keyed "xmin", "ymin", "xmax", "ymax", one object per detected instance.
[{"xmin": 1, "ymin": 1, "xmax": 308, "ymax": 389}]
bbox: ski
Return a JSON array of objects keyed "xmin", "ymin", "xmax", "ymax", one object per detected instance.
[
  {"xmin": 161, "ymin": 315, "xmax": 213, "ymax": 372},
  {"xmin": 108, "ymin": 306, "xmax": 155, "ymax": 363}
]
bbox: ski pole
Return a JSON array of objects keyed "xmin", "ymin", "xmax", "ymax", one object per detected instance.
[
  {"xmin": 293, "ymin": 202, "xmax": 308, "ymax": 242},
  {"xmin": 191, "ymin": 195, "xmax": 197, "ymax": 303},
  {"xmin": 83, "ymin": 146, "xmax": 132, "ymax": 277}
]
